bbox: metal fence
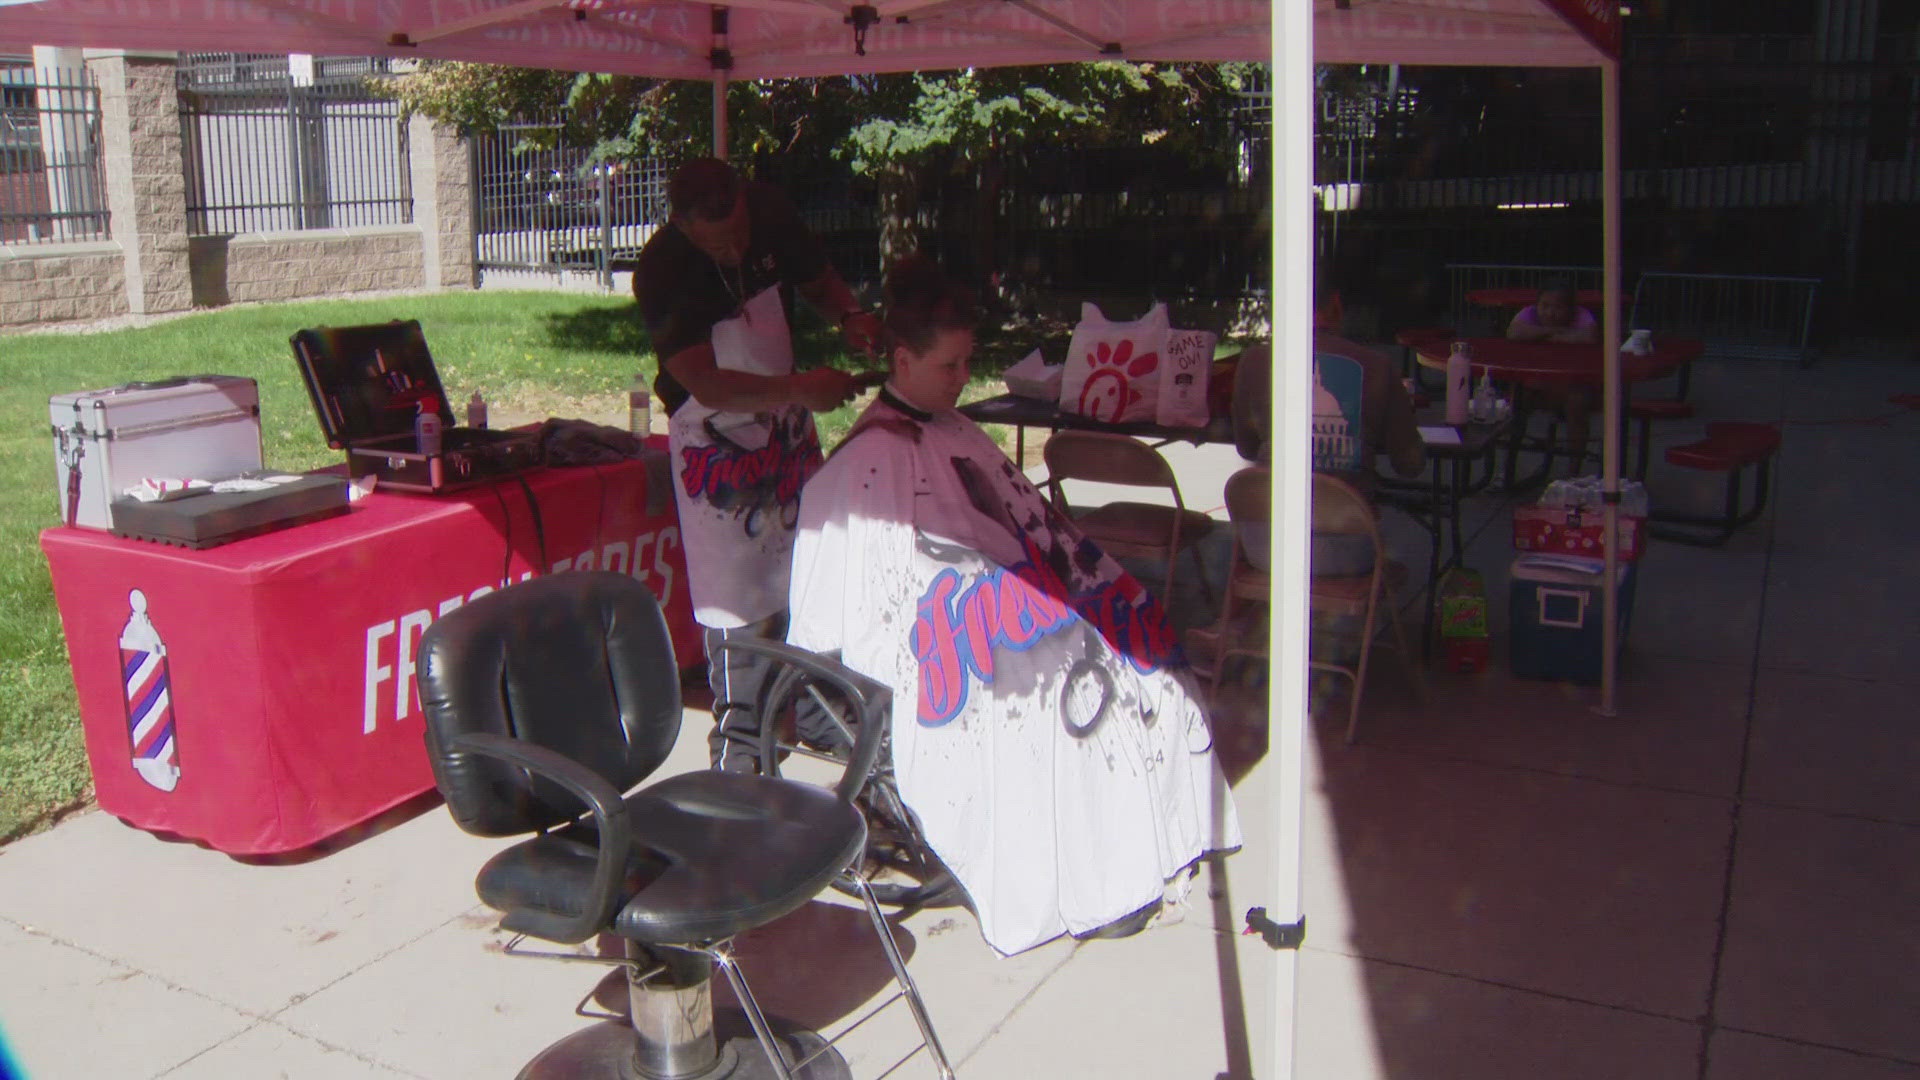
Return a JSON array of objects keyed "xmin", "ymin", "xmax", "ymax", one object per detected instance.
[
  {"xmin": 1630, "ymin": 272, "xmax": 1821, "ymax": 366},
  {"xmin": 177, "ymin": 57, "xmax": 411, "ymax": 235},
  {"xmin": 1316, "ymin": 32, "xmax": 1920, "ymax": 215},
  {"xmin": 1443, "ymin": 263, "xmax": 1605, "ymax": 337},
  {"xmin": 471, "ymin": 118, "xmax": 669, "ymax": 287},
  {"xmin": 0, "ymin": 64, "xmax": 109, "ymax": 245}
]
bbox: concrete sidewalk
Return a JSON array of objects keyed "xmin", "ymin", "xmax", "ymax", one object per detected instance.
[{"xmin": 5, "ymin": 353, "xmax": 1919, "ymax": 1079}]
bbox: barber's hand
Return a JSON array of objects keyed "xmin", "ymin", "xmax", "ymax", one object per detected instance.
[
  {"xmin": 841, "ymin": 310, "xmax": 885, "ymax": 358},
  {"xmin": 792, "ymin": 368, "xmax": 859, "ymax": 412}
]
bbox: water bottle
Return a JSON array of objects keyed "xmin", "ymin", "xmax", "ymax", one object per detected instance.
[
  {"xmin": 1471, "ymin": 371, "xmax": 1497, "ymax": 423},
  {"xmin": 628, "ymin": 372, "xmax": 652, "ymax": 436},
  {"xmin": 466, "ymin": 390, "xmax": 488, "ymax": 430},
  {"xmin": 1445, "ymin": 341, "xmax": 1472, "ymax": 425}
]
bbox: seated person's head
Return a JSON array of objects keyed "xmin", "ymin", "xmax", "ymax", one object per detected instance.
[
  {"xmin": 884, "ymin": 256, "xmax": 979, "ymax": 413},
  {"xmin": 1533, "ymin": 281, "xmax": 1581, "ymax": 328},
  {"xmin": 669, "ymin": 157, "xmax": 749, "ymax": 267}
]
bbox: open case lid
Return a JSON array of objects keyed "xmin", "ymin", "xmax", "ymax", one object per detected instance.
[{"xmin": 289, "ymin": 320, "xmax": 455, "ymax": 449}]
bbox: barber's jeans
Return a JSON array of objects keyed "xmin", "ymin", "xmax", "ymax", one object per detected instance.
[{"xmin": 704, "ymin": 613, "xmax": 845, "ymax": 773}]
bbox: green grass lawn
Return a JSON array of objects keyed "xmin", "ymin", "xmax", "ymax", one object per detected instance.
[{"xmin": 0, "ymin": 288, "xmax": 1048, "ymax": 843}]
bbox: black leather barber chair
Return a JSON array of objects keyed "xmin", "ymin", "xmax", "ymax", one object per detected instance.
[{"xmin": 418, "ymin": 571, "xmax": 954, "ymax": 1080}]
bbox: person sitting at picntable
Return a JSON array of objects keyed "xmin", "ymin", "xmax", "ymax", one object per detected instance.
[
  {"xmin": 1505, "ymin": 282, "xmax": 1600, "ymax": 345},
  {"xmin": 784, "ymin": 256, "xmax": 1242, "ymax": 956},
  {"xmin": 1506, "ymin": 281, "xmax": 1601, "ymax": 472}
]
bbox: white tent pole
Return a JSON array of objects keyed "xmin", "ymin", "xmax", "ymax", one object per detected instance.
[
  {"xmin": 711, "ymin": 5, "xmax": 730, "ymax": 159},
  {"xmin": 1597, "ymin": 56, "xmax": 1622, "ymax": 715},
  {"xmin": 1267, "ymin": 3, "xmax": 1311, "ymax": 1078}
]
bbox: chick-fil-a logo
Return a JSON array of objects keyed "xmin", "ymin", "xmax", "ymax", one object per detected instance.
[
  {"xmin": 1075, "ymin": 339, "xmax": 1158, "ymax": 422},
  {"xmin": 911, "ymin": 538, "xmax": 1182, "ymax": 727}
]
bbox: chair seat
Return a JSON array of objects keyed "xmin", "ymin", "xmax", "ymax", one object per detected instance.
[
  {"xmin": 1227, "ymin": 565, "xmax": 1270, "ymax": 601},
  {"xmin": 1308, "ymin": 560, "xmax": 1408, "ymax": 613},
  {"xmin": 1073, "ymin": 502, "xmax": 1215, "ymax": 550},
  {"xmin": 477, "ymin": 770, "xmax": 866, "ymax": 946}
]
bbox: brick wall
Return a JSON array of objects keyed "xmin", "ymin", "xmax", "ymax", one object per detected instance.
[
  {"xmin": 0, "ymin": 244, "xmax": 130, "ymax": 328},
  {"xmin": 0, "ymin": 53, "xmax": 474, "ymax": 333},
  {"xmin": 220, "ymin": 228, "xmax": 425, "ymax": 304}
]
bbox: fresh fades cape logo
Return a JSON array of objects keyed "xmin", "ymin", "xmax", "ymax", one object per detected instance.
[
  {"xmin": 911, "ymin": 536, "xmax": 1181, "ymax": 727},
  {"xmin": 679, "ymin": 412, "xmax": 821, "ymax": 534}
]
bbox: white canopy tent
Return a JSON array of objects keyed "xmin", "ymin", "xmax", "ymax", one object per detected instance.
[{"xmin": 0, "ymin": 2, "xmax": 1625, "ymax": 1073}]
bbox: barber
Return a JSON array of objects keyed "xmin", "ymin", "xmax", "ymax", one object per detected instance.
[{"xmin": 633, "ymin": 157, "xmax": 882, "ymax": 772}]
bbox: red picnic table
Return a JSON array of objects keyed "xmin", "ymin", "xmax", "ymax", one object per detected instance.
[{"xmin": 1412, "ymin": 336, "xmax": 1705, "ymax": 487}]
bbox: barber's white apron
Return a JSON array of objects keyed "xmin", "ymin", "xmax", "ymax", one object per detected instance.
[{"xmin": 669, "ymin": 284, "xmax": 824, "ymax": 629}]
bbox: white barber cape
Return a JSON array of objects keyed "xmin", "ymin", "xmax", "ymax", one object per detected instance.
[{"xmin": 788, "ymin": 392, "xmax": 1241, "ymax": 955}]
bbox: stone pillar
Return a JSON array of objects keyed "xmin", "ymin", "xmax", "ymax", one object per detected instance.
[
  {"xmin": 30, "ymin": 46, "xmax": 98, "ymax": 242},
  {"xmin": 86, "ymin": 50, "xmax": 191, "ymax": 316},
  {"xmin": 409, "ymin": 114, "xmax": 477, "ymax": 290}
]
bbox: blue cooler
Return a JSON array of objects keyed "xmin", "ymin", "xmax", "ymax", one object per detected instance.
[{"xmin": 1508, "ymin": 554, "xmax": 1636, "ymax": 684}]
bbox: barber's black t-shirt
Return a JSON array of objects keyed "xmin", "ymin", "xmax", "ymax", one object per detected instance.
[{"xmin": 633, "ymin": 182, "xmax": 828, "ymax": 415}]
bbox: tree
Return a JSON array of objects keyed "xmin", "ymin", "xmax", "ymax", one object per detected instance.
[{"xmin": 380, "ymin": 61, "xmax": 1253, "ymax": 284}]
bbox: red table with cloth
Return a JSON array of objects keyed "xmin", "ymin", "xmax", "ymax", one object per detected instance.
[{"xmin": 39, "ymin": 452, "xmax": 698, "ymax": 856}]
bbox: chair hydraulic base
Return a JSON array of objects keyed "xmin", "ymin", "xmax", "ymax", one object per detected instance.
[
  {"xmin": 516, "ymin": 1018, "xmax": 845, "ymax": 1080},
  {"xmin": 517, "ymin": 944, "xmax": 850, "ymax": 1080}
]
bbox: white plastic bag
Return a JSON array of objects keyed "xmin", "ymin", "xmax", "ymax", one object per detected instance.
[
  {"xmin": 1059, "ymin": 302, "xmax": 1168, "ymax": 423},
  {"xmin": 1156, "ymin": 329, "xmax": 1215, "ymax": 428},
  {"xmin": 1003, "ymin": 348, "xmax": 1064, "ymax": 401}
]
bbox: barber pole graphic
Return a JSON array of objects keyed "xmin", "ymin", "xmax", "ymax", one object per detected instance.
[{"xmin": 120, "ymin": 589, "xmax": 179, "ymax": 792}]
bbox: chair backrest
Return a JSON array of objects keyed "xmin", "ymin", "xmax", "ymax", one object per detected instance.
[
  {"xmin": 1225, "ymin": 466, "xmax": 1271, "ymax": 530},
  {"xmin": 1224, "ymin": 465, "xmax": 1272, "ymax": 591},
  {"xmin": 1230, "ymin": 343, "xmax": 1272, "ymax": 462},
  {"xmin": 1043, "ymin": 429, "xmax": 1183, "ymax": 506},
  {"xmin": 417, "ymin": 572, "xmax": 684, "ymax": 838},
  {"xmin": 1310, "ymin": 352, "xmax": 1368, "ymax": 473},
  {"xmin": 1311, "ymin": 472, "xmax": 1381, "ymax": 560}
]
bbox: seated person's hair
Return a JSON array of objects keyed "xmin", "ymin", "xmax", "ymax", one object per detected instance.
[
  {"xmin": 1536, "ymin": 279, "xmax": 1577, "ymax": 301},
  {"xmin": 884, "ymin": 255, "xmax": 979, "ymax": 352},
  {"xmin": 667, "ymin": 158, "xmax": 740, "ymax": 221}
]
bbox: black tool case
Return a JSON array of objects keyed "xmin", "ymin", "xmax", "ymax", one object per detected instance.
[
  {"xmin": 109, "ymin": 472, "xmax": 350, "ymax": 549},
  {"xmin": 289, "ymin": 320, "xmax": 541, "ymax": 493}
]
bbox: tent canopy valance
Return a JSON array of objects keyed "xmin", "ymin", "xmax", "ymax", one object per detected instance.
[{"xmin": 1, "ymin": 1, "xmax": 1613, "ymax": 76}]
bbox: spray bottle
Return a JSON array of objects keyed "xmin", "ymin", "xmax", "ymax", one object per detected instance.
[{"xmin": 415, "ymin": 395, "xmax": 445, "ymax": 489}]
